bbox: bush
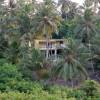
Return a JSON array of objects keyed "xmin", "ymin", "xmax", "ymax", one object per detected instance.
[
  {"xmin": 12, "ymin": 81, "xmax": 43, "ymax": 93},
  {"xmin": 0, "ymin": 62, "xmax": 44, "ymax": 93},
  {"xmin": 0, "ymin": 91, "xmax": 70, "ymax": 100},
  {"xmin": 0, "ymin": 63, "xmax": 22, "ymax": 81},
  {"xmin": 0, "ymin": 63, "xmax": 22, "ymax": 91},
  {"xmin": 0, "ymin": 81, "xmax": 99, "ymax": 100},
  {"xmin": 67, "ymin": 89, "xmax": 86, "ymax": 100},
  {"xmin": 0, "ymin": 59, "xmax": 8, "ymax": 66},
  {"xmin": 80, "ymin": 80, "xmax": 100, "ymax": 97}
]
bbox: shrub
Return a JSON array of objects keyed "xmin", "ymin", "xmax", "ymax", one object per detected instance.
[
  {"xmin": 67, "ymin": 89, "xmax": 86, "ymax": 100},
  {"xmin": 0, "ymin": 63, "xmax": 22, "ymax": 81},
  {"xmin": 0, "ymin": 59, "xmax": 8, "ymax": 66},
  {"xmin": 80, "ymin": 80, "xmax": 100, "ymax": 97},
  {"xmin": 0, "ymin": 91, "xmax": 71, "ymax": 100},
  {"xmin": 0, "ymin": 81, "xmax": 99, "ymax": 100},
  {"xmin": 13, "ymin": 81, "xmax": 43, "ymax": 93},
  {"xmin": 0, "ymin": 63, "xmax": 22, "ymax": 91}
]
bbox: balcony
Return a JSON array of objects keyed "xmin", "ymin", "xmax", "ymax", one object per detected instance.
[
  {"xmin": 34, "ymin": 39, "xmax": 67, "ymax": 50},
  {"xmin": 38, "ymin": 44, "xmax": 66, "ymax": 50}
]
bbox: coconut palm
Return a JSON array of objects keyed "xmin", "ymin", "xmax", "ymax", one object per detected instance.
[
  {"xmin": 85, "ymin": 34, "xmax": 100, "ymax": 81},
  {"xmin": 66, "ymin": 2, "xmax": 79, "ymax": 19},
  {"xmin": 0, "ymin": 2, "xmax": 8, "ymax": 58},
  {"xmin": 58, "ymin": 0, "xmax": 81, "ymax": 19},
  {"xmin": 51, "ymin": 39, "xmax": 88, "ymax": 87},
  {"xmin": 74, "ymin": 9, "xmax": 98, "ymax": 43},
  {"xmin": 32, "ymin": 0, "xmax": 60, "ymax": 59},
  {"xmin": 8, "ymin": 0, "xmax": 16, "ymax": 9},
  {"xmin": 85, "ymin": 0, "xmax": 100, "ymax": 13},
  {"xmin": 0, "ymin": 0, "xmax": 4, "ymax": 6},
  {"xmin": 92, "ymin": 0, "xmax": 100, "ymax": 13},
  {"xmin": 84, "ymin": 0, "xmax": 93, "ymax": 8},
  {"xmin": 89, "ymin": 34, "xmax": 100, "ymax": 65},
  {"xmin": 58, "ymin": 0, "xmax": 72, "ymax": 19},
  {"xmin": 1, "ymin": 0, "xmax": 35, "ymax": 64},
  {"xmin": 74, "ymin": 9, "xmax": 99, "ymax": 73}
]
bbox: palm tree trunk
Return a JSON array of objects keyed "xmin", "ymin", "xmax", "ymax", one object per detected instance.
[
  {"xmin": 93, "ymin": 3, "xmax": 97, "ymax": 14},
  {"xmin": 44, "ymin": 25, "xmax": 49, "ymax": 60},
  {"xmin": 86, "ymin": 26, "xmax": 95, "ymax": 73},
  {"xmin": 89, "ymin": 40, "xmax": 95, "ymax": 73},
  {"xmin": 46, "ymin": 36, "xmax": 49, "ymax": 60},
  {"xmin": 71, "ymin": 79, "xmax": 74, "ymax": 88}
]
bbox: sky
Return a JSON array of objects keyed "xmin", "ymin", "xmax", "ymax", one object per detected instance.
[
  {"xmin": 39, "ymin": 0, "xmax": 84, "ymax": 5},
  {"xmin": 68, "ymin": 0, "xmax": 84, "ymax": 5},
  {"xmin": 5, "ymin": 0, "xmax": 84, "ymax": 5}
]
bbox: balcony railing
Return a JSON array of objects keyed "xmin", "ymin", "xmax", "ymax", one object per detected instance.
[{"xmin": 38, "ymin": 44, "xmax": 65, "ymax": 49}]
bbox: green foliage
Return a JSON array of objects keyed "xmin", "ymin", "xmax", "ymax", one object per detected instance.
[
  {"xmin": 0, "ymin": 59, "xmax": 44, "ymax": 92},
  {"xmin": 53, "ymin": 19, "xmax": 76, "ymax": 38},
  {"xmin": 0, "ymin": 81, "xmax": 99, "ymax": 100},
  {"xmin": 4, "ymin": 40, "xmax": 20, "ymax": 64},
  {"xmin": 18, "ymin": 48, "xmax": 45, "ymax": 80},
  {"xmin": 0, "ymin": 59, "xmax": 8, "ymax": 66},
  {"xmin": 80, "ymin": 80, "xmax": 100, "ymax": 97},
  {"xmin": 7, "ymin": 80, "xmax": 43, "ymax": 93},
  {"xmin": 0, "ymin": 62, "xmax": 22, "ymax": 91},
  {"xmin": 18, "ymin": 47, "xmax": 33, "ymax": 80},
  {"xmin": 0, "ymin": 1, "xmax": 100, "ymax": 99},
  {"xmin": 32, "ymin": 48, "xmax": 44, "ymax": 70},
  {"xmin": 51, "ymin": 39, "xmax": 88, "ymax": 86},
  {"xmin": 0, "ymin": 60, "xmax": 22, "ymax": 91},
  {"xmin": 0, "ymin": 63, "xmax": 22, "ymax": 82},
  {"xmin": 74, "ymin": 9, "xmax": 98, "ymax": 43},
  {"xmin": 0, "ymin": 91, "xmax": 67, "ymax": 100},
  {"xmin": 67, "ymin": 89, "xmax": 86, "ymax": 100},
  {"xmin": 18, "ymin": 3, "xmax": 32, "ymax": 35}
]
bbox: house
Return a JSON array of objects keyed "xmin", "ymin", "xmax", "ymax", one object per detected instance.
[{"xmin": 34, "ymin": 39, "xmax": 67, "ymax": 60}]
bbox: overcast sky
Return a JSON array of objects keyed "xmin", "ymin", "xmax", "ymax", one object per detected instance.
[
  {"xmin": 38, "ymin": 0, "xmax": 84, "ymax": 5},
  {"xmin": 5, "ymin": 0, "xmax": 84, "ymax": 5},
  {"xmin": 68, "ymin": 0, "xmax": 84, "ymax": 5}
]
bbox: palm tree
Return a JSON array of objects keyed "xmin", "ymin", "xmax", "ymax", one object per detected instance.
[
  {"xmin": 66, "ymin": 2, "xmax": 79, "ymax": 19},
  {"xmin": 58, "ymin": 0, "xmax": 80, "ymax": 19},
  {"xmin": 8, "ymin": 0, "xmax": 16, "ymax": 9},
  {"xmin": 1, "ymin": 0, "xmax": 35, "ymax": 63},
  {"xmin": 92, "ymin": 0, "xmax": 100, "ymax": 13},
  {"xmin": 74, "ymin": 9, "xmax": 99, "ymax": 73},
  {"xmin": 33, "ymin": 0, "xmax": 60, "ymax": 59},
  {"xmin": 76, "ymin": 8, "xmax": 98, "ymax": 40},
  {"xmin": 0, "ymin": 0, "xmax": 4, "ymax": 6},
  {"xmin": 51, "ymin": 39, "xmax": 88, "ymax": 87},
  {"xmin": 85, "ymin": 34, "xmax": 100, "ymax": 81},
  {"xmin": 89, "ymin": 34, "xmax": 100, "ymax": 65},
  {"xmin": 84, "ymin": 0, "xmax": 93, "ymax": 8},
  {"xmin": 85, "ymin": 0, "xmax": 100, "ymax": 13},
  {"xmin": 0, "ymin": 1, "xmax": 8, "ymax": 58},
  {"xmin": 58, "ymin": 0, "xmax": 72, "ymax": 19}
]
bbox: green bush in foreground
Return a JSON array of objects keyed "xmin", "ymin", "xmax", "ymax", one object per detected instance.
[
  {"xmin": 80, "ymin": 80, "xmax": 100, "ymax": 97},
  {"xmin": 0, "ymin": 91, "xmax": 72, "ymax": 100},
  {"xmin": 0, "ymin": 63, "xmax": 22, "ymax": 91},
  {"xmin": 0, "ymin": 61, "xmax": 100, "ymax": 100},
  {"xmin": 0, "ymin": 62, "xmax": 43, "ymax": 93},
  {"xmin": 0, "ymin": 80, "xmax": 99, "ymax": 100},
  {"xmin": 0, "ymin": 89, "xmax": 99, "ymax": 100}
]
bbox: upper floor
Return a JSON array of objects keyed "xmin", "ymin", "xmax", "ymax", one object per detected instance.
[{"xmin": 34, "ymin": 39, "xmax": 67, "ymax": 50}]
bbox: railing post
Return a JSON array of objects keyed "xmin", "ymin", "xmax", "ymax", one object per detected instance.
[{"xmin": 55, "ymin": 49, "xmax": 57, "ymax": 60}]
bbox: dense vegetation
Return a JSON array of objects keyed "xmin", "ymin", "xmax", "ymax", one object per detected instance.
[{"xmin": 0, "ymin": 0, "xmax": 100, "ymax": 99}]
